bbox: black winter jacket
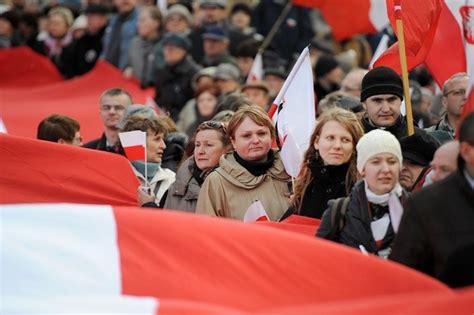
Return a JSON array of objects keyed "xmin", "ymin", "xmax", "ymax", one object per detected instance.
[
  {"xmin": 317, "ymin": 180, "xmax": 408, "ymax": 255},
  {"xmin": 154, "ymin": 56, "xmax": 201, "ymax": 121}
]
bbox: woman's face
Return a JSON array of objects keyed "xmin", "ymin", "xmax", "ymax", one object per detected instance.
[
  {"xmin": 231, "ymin": 117, "xmax": 272, "ymax": 161},
  {"xmin": 138, "ymin": 10, "xmax": 160, "ymax": 39},
  {"xmin": 146, "ymin": 131, "xmax": 166, "ymax": 163},
  {"xmin": 196, "ymin": 91, "xmax": 218, "ymax": 117},
  {"xmin": 314, "ymin": 121, "xmax": 354, "ymax": 165},
  {"xmin": 361, "ymin": 153, "xmax": 400, "ymax": 195},
  {"xmin": 194, "ymin": 129, "xmax": 227, "ymax": 171},
  {"xmin": 165, "ymin": 13, "xmax": 189, "ymax": 33},
  {"xmin": 48, "ymin": 14, "xmax": 69, "ymax": 38}
]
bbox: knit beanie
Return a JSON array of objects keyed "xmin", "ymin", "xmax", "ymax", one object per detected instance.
[
  {"xmin": 315, "ymin": 55, "xmax": 340, "ymax": 78},
  {"xmin": 360, "ymin": 66, "xmax": 403, "ymax": 102},
  {"xmin": 356, "ymin": 129, "xmax": 403, "ymax": 173}
]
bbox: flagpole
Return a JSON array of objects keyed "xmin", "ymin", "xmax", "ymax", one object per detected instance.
[
  {"xmin": 394, "ymin": 1, "xmax": 415, "ymax": 136},
  {"xmin": 258, "ymin": 2, "xmax": 293, "ymax": 54},
  {"xmin": 144, "ymin": 139, "xmax": 149, "ymax": 190}
]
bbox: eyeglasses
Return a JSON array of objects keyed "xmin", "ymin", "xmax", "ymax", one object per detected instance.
[
  {"xmin": 444, "ymin": 88, "xmax": 466, "ymax": 97},
  {"xmin": 100, "ymin": 104, "xmax": 126, "ymax": 112}
]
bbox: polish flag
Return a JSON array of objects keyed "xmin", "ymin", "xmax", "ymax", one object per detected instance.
[
  {"xmin": 269, "ymin": 47, "xmax": 316, "ymax": 177},
  {"xmin": 2, "ymin": 203, "xmax": 449, "ymax": 314},
  {"xmin": 243, "ymin": 200, "xmax": 269, "ymax": 222},
  {"xmin": 373, "ymin": 0, "xmax": 443, "ymax": 78},
  {"xmin": 246, "ymin": 52, "xmax": 264, "ymax": 83},
  {"xmin": 119, "ymin": 130, "xmax": 146, "ymax": 161},
  {"xmin": 292, "ymin": 0, "xmax": 389, "ymax": 41}
]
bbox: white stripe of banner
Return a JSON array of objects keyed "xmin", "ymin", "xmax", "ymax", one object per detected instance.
[
  {"xmin": 3, "ymin": 296, "xmax": 159, "ymax": 314},
  {"xmin": 1, "ymin": 204, "xmax": 121, "ymax": 297}
]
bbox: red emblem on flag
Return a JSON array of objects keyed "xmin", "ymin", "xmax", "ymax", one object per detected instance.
[{"xmin": 460, "ymin": 6, "xmax": 474, "ymax": 44}]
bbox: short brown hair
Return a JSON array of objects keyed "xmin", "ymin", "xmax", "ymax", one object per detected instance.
[
  {"xmin": 37, "ymin": 114, "xmax": 80, "ymax": 143},
  {"xmin": 226, "ymin": 105, "xmax": 275, "ymax": 139},
  {"xmin": 121, "ymin": 115, "xmax": 168, "ymax": 137}
]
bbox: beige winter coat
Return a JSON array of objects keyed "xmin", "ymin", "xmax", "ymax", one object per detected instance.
[{"xmin": 196, "ymin": 150, "xmax": 291, "ymax": 221}]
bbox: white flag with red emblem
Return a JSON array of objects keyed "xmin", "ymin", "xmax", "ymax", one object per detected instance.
[
  {"xmin": 244, "ymin": 200, "xmax": 269, "ymax": 222},
  {"xmin": 246, "ymin": 52, "xmax": 264, "ymax": 83},
  {"xmin": 119, "ymin": 130, "xmax": 146, "ymax": 161},
  {"xmin": 268, "ymin": 47, "xmax": 316, "ymax": 178}
]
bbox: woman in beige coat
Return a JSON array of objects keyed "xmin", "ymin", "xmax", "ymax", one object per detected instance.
[{"xmin": 196, "ymin": 105, "xmax": 291, "ymax": 221}]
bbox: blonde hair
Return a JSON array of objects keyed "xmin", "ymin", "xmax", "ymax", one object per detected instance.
[
  {"xmin": 226, "ymin": 105, "xmax": 275, "ymax": 140},
  {"xmin": 48, "ymin": 6, "xmax": 74, "ymax": 27},
  {"xmin": 293, "ymin": 107, "xmax": 364, "ymax": 211}
]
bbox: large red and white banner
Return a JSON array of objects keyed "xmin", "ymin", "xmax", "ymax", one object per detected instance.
[
  {"xmin": 292, "ymin": 0, "xmax": 389, "ymax": 41},
  {"xmin": 2, "ymin": 203, "xmax": 460, "ymax": 314},
  {"xmin": 0, "ymin": 133, "xmax": 139, "ymax": 205}
]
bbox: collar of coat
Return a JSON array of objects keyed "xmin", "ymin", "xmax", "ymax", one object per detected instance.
[{"xmin": 215, "ymin": 149, "xmax": 290, "ymax": 189}]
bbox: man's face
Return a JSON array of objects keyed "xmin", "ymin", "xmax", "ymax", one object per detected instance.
[
  {"xmin": 243, "ymin": 88, "xmax": 269, "ymax": 109},
  {"xmin": 99, "ymin": 94, "xmax": 130, "ymax": 129},
  {"xmin": 203, "ymin": 38, "xmax": 227, "ymax": 57},
  {"xmin": 215, "ymin": 78, "xmax": 239, "ymax": 94},
  {"xmin": 442, "ymin": 76, "xmax": 468, "ymax": 118},
  {"xmin": 340, "ymin": 71, "xmax": 365, "ymax": 97},
  {"xmin": 363, "ymin": 94, "xmax": 402, "ymax": 127},
  {"xmin": 238, "ymin": 57, "xmax": 253, "ymax": 77},
  {"xmin": 399, "ymin": 160, "xmax": 425, "ymax": 191},
  {"xmin": 265, "ymin": 74, "xmax": 284, "ymax": 98},
  {"xmin": 430, "ymin": 142, "xmax": 459, "ymax": 183},
  {"xmin": 200, "ymin": 5, "xmax": 226, "ymax": 24},
  {"xmin": 163, "ymin": 44, "xmax": 187, "ymax": 65},
  {"xmin": 87, "ymin": 14, "xmax": 108, "ymax": 34}
]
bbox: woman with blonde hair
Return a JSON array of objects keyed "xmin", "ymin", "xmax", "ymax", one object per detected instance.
[
  {"xmin": 291, "ymin": 107, "xmax": 364, "ymax": 219},
  {"xmin": 196, "ymin": 105, "xmax": 291, "ymax": 221}
]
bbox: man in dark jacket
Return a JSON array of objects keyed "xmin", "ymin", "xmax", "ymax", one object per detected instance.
[
  {"xmin": 188, "ymin": 0, "xmax": 250, "ymax": 63},
  {"xmin": 83, "ymin": 88, "xmax": 132, "ymax": 153},
  {"xmin": 154, "ymin": 33, "xmax": 201, "ymax": 121},
  {"xmin": 360, "ymin": 66, "xmax": 415, "ymax": 139},
  {"xmin": 61, "ymin": 4, "xmax": 109, "ymax": 77},
  {"xmin": 390, "ymin": 112, "xmax": 474, "ymax": 288}
]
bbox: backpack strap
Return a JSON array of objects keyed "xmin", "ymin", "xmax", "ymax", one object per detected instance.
[{"xmin": 328, "ymin": 197, "xmax": 350, "ymax": 241}]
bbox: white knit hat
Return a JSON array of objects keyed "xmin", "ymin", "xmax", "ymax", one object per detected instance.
[{"xmin": 356, "ymin": 129, "xmax": 403, "ymax": 174}]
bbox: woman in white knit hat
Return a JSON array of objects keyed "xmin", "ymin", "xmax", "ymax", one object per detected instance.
[{"xmin": 317, "ymin": 129, "xmax": 408, "ymax": 258}]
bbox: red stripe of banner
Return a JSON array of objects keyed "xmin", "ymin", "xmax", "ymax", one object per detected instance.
[{"xmin": 123, "ymin": 145, "xmax": 145, "ymax": 161}]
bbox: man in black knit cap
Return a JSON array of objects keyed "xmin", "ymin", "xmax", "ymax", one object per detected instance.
[{"xmin": 360, "ymin": 66, "xmax": 414, "ymax": 139}]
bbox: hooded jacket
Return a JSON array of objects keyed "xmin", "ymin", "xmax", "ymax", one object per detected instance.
[{"xmin": 196, "ymin": 150, "xmax": 291, "ymax": 221}]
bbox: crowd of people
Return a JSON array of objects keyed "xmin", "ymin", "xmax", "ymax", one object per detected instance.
[{"xmin": 2, "ymin": 0, "xmax": 473, "ymax": 289}]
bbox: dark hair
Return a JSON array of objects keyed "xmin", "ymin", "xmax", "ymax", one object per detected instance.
[
  {"xmin": 194, "ymin": 120, "xmax": 230, "ymax": 147},
  {"xmin": 100, "ymin": 88, "xmax": 133, "ymax": 105},
  {"xmin": 37, "ymin": 114, "xmax": 80, "ymax": 143},
  {"xmin": 195, "ymin": 83, "xmax": 220, "ymax": 99},
  {"xmin": 459, "ymin": 112, "xmax": 474, "ymax": 145},
  {"xmin": 121, "ymin": 115, "xmax": 168, "ymax": 137}
]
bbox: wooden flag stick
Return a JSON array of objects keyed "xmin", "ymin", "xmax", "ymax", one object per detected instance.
[
  {"xmin": 258, "ymin": 2, "xmax": 293, "ymax": 54},
  {"xmin": 394, "ymin": 2, "xmax": 415, "ymax": 136}
]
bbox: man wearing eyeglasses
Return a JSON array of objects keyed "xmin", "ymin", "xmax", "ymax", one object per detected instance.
[
  {"xmin": 83, "ymin": 88, "xmax": 132, "ymax": 153},
  {"xmin": 426, "ymin": 72, "xmax": 468, "ymax": 137}
]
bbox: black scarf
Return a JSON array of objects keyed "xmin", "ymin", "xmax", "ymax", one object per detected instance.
[{"xmin": 234, "ymin": 150, "xmax": 275, "ymax": 177}]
